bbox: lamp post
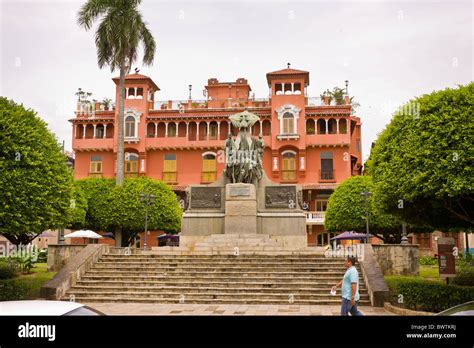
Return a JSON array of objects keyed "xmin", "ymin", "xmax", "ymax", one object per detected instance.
[
  {"xmin": 140, "ymin": 193, "xmax": 156, "ymax": 250},
  {"xmin": 360, "ymin": 190, "xmax": 372, "ymax": 243}
]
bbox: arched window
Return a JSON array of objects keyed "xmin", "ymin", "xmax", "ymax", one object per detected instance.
[
  {"xmin": 125, "ymin": 116, "xmax": 136, "ymax": 137},
  {"xmin": 282, "ymin": 112, "xmax": 295, "ymax": 134},
  {"xmin": 125, "ymin": 152, "xmax": 139, "ymax": 177},
  {"xmin": 306, "ymin": 119, "xmax": 315, "ymax": 135},
  {"xmin": 328, "ymin": 118, "xmax": 337, "ymax": 134},
  {"xmin": 262, "ymin": 120, "xmax": 271, "ymax": 136},
  {"xmin": 202, "ymin": 153, "xmax": 217, "ymax": 182},
  {"xmin": 168, "ymin": 122, "xmax": 177, "ymax": 137},
  {"xmin": 317, "ymin": 119, "xmax": 326, "ymax": 134},
  {"xmin": 339, "ymin": 119, "xmax": 347, "ymax": 134},
  {"xmin": 281, "ymin": 152, "xmax": 297, "ymax": 181}
]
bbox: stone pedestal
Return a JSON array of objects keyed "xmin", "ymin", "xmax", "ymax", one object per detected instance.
[{"xmin": 224, "ymin": 183, "xmax": 257, "ymax": 235}]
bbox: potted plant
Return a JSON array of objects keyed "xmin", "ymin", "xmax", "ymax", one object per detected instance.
[{"xmin": 102, "ymin": 98, "xmax": 112, "ymax": 111}]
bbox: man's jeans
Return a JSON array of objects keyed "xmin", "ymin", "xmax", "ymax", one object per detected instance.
[{"xmin": 341, "ymin": 298, "xmax": 363, "ymax": 316}]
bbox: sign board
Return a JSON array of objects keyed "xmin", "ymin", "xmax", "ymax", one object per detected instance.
[{"xmin": 437, "ymin": 237, "xmax": 456, "ymax": 279}]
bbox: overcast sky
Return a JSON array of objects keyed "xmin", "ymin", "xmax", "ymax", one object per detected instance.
[{"xmin": 1, "ymin": 0, "xmax": 472, "ymax": 161}]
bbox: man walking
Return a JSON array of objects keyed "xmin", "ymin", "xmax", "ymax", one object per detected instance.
[{"xmin": 332, "ymin": 256, "xmax": 363, "ymax": 316}]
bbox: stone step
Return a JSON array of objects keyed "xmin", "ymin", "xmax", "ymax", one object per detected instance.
[
  {"xmin": 64, "ymin": 297, "xmax": 371, "ymax": 305},
  {"xmin": 90, "ymin": 265, "xmax": 350, "ymax": 271},
  {"xmin": 102, "ymin": 254, "xmax": 331, "ymax": 260},
  {"xmin": 74, "ymin": 280, "xmax": 367, "ymax": 289},
  {"xmin": 69, "ymin": 285, "xmax": 367, "ymax": 293},
  {"xmin": 79, "ymin": 275, "xmax": 361, "ymax": 282},
  {"xmin": 96, "ymin": 258, "xmax": 345, "ymax": 265},
  {"xmin": 84, "ymin": 270, "xmax": 356, "ymax": 277},
  {"xmin": 66, "ymin": 290, "xmax": 370, "ymax": 300}
]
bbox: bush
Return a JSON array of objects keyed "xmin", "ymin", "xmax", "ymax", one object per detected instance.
[
  {"xmin": 386, "ymin": 276, "xmax": 474, "ymax": 312},
  {"xmin": 37, "ymin": 249, "xmax": 48, "ymax": 263},
  {"xmin": 0, "ymin": 259, "xmax": 18, "ymax": 279},
  {"xmin": 0, "ymin": 279, "xmax": 29, "ymax": 300},
  {"xmin": 419, "ymin": 256, "xmax": 437, "ymax": 265}
]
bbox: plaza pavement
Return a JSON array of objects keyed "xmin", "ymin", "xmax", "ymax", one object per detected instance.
[{"xmin": 85, "ymin": 303, "xmax": 395, "ymax": 316}]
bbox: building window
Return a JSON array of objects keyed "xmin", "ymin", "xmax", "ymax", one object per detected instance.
[
  {"xmin": 202, "ymin": 153, "xmax": 217, "ymax": 182},
  {"xmin": 328, "ymin": 118, "xmax": 337, "ymax": 134},
  {"xmin": 209, "ymin": 123, "xmax": 218, "ymax": 140},
  {"xmin": 417, "ymin": 233, "xmax": 431, "ymax": 249},
  {"xmin": 125, "ymin": 116, "xmax": 136, "ymax": 138},
  {"xmin": 320, "ymin": 152, "xmax": 334, "ymax": 181},
  {"xmin": 281, "ymin": 152, "xmax": 297, "ymax": 181},
  {"xmin": 356, "ymin": 139, "xmax": 361, "ymax": 153},
  {"xmin": 168, "ymin": 123, "xmax": 176, "ymax": 137},
  {"xmin": 317, "ymin": 119, "xmax": 326, "ymax": 134},
  {"xmin": 282, "ymin": 112, "xmax": 295, "ymax": 134},
  {"xmin": 125, "ymin": 153, "xmax": 139, "ymax": 177},
  {"xmin": 163, "ymin": 154, "xmax": 177, "ymax": 183},
  {"xmin": 316, "ymin": 200, "xmax": 328, "ymax": 212},
  {"xmin": 339, "ymin": 119, "xmax": 348, "ymax": 134},
  {"xmin": 95, "ymin": 124, "xmax": 105, "ymax": 139},
  {"xmin": 89, "ymin": 155, "xmax": 102, "ymax": 177}
]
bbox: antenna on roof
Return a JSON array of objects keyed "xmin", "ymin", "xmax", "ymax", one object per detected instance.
[
  {"xmin": 287, "ymin": 62, "xmax": 291, "ymax": 69},
  {"xmin": 345, "ymin": 80, "xmax": 349, "ymax": 94},
  {"xmin": 135, "ymin": 67, "xmax": 140, "ymax": 73}
]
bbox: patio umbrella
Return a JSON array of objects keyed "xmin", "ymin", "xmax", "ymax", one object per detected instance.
[
  {"xmin": 102, "ymin": 232, "xmax": 115, "ymax": 239},
  {"xmin": 330, "ymin": 231, "xmax": 372, "ymax": 241},
  {"xmin": 38, "ymin": 232, "xmax": 54, "ymax": 238},
  {"xmin": 64, "ymin": 230, "xmax": 103, "ymax": 244}
]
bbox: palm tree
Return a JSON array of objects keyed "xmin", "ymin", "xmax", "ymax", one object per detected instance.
[
  {"xmin": 77, "ymin": 0, "xmax": 156, "ymax": 187},
  {"xmin": 78, "ymin": 0, "xmax": 156, "ymax": 247}
]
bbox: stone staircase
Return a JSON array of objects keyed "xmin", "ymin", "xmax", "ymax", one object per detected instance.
[{"xmin": 66, "ymin": 253, "xmax": 370, "ymax": 305}]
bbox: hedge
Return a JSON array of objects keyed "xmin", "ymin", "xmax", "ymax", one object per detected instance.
[
  {"xmin": 0, "ymin": 279, "xmax": 29, "ymax": 301},
  {"xmin": 386, "ymin": 277, "xmax": 474, "ymax": 312}
]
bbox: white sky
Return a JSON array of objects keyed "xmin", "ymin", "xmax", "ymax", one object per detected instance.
[{"xmin": 1, "ymin": 0, "xmax": 472, "ymax": 161}]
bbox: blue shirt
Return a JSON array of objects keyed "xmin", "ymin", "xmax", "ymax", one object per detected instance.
[{"xmin": 342, "ymin": 266, "xmax": 360, "ymax": 301}]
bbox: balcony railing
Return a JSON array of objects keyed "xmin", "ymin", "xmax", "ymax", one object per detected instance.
[
  {"xmin": 319, "ymin": 170, "xmax": 335, "ymax": 181},
  {"xmin": 305, "ymin": 211, "xmax": 325, "ymax": 225}
]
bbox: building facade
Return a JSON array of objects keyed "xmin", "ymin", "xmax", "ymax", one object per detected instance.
[{"xmin": 70, "ymin": 66, "xmax": 363, "ymax": 246}]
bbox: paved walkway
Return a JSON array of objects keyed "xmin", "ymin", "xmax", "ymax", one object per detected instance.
[{"xmin": 86, "ymin": 303, "xmax": 395, "ymax": 316}]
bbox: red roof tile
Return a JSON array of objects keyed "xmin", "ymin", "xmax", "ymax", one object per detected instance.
[
  {"xmin": 112, "ymin": 73, "xmax": 160, "ymax": 91},
  {"xmin": 266, "ymin": 67, "xmax": 310, "ymax": 85}
]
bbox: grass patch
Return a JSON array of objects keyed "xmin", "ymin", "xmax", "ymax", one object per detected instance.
[
  {"xmin": 0, "ymin": 263, "xmax": 56, "ymax": 300},
  {"xmin": 419, "ymin": 265, "xmax": 439, "ymax": 280}
]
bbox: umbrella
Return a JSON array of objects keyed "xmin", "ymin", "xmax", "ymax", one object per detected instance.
[
  {"xmin": 330, "ymin": 231, "xmax": 372, "ymax": 241},
  {"xmin": 64, "ymin": 230, "xmax": 103, "ymax": 239},
  {"xmin": 102, "ymin": 232, "xmax": 115, "ymax": 239},
  {"xmin": 38, "ymin": 232, "xmax": 54, "ymax": 238}
]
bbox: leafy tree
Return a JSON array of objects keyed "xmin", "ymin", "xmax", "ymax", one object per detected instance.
[
  {"xmin": 0, "ymin": 98, "xmax": 73, "ymax": 245},
  {"xmin": 75, "ymin": 177, "xmax": 182, "ymax": 247},
  {"xmin": 66, "ymin": 181, "xmax": 88, "ymax": 230},
  {"xmin": 77, "ymin": 0, "xmax": 156, "ymax": 187},
  {"xmin": 78, "ymin": 0, "xmax": 156, "ymax": 247},
  {"xmin": 325, "ymin": 176, "xmax": 404, "ymax": 243},
  {"xmin": 370, "ymin": 83, "xmax": 474, "ymax": 230}
]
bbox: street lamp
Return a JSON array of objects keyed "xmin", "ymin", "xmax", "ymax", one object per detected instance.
[
  {"xmin": 139, "ymin": 193, "xmax": 156, "ymax": 250},
  {"xmin": 360, "ymin": 190, "xmax": 372, "ymax": 243}
]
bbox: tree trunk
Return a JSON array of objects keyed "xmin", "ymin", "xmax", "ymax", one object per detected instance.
[
  {"xmin": 114, "ymin": 64, "xmax": 127, "ymax": 247},
  {"xmin": 116, "ymin": 64, "xmax": 126, "ymax": 186}
]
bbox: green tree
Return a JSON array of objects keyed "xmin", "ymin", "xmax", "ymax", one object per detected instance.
[
  {"xmin": 66, "ymin": 181, "xmax": 88, "ymax": 230},
  {"xmin": 0, "ymin": 98, "xmax": 73, "ymax": 245},
  {"xmin": 325, "ymin": 176, "xmax": 403, "ymax": 243},
  {"xmin": 78, "ymin": 0, "xmax": 156, "ymax": 246},
  {"xmin": 370, "ymin": 83, "xmax": 474, "ymax": 230},
  {"xmin": 76, "ymin": 177, "xmax": 182, "ymax": 247}
]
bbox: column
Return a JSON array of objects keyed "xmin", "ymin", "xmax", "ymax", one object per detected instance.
[
  {"xmin": 336, "ymin": 119, "xmax": 339, "ymax": 134},
  {"xmin": 325, "ymin": 119, "xmax": 329, "ymax": 133},
  {"xmin": 259, "ymin": 120, "xmax": 263, "ymax": 135},
  {"xmin": 93, "ymin": 124, "xmax": 97, "ymax": 138},
  {"xmin": 103, "ymin": 124, "xmax": 107, "ymax": 138},
  {"xmin": 186, "ymin": 122, "xmax": 189, "ymax": 139},
  {"xmin": 74, "ymin": 124, "xmax": 77, "ymax": 139},
  {"xmin": 196, "ymin": 121, "xmax": 200, "ymax": 140},
  {"xmin": 165, "ymin": 122, "xmax": 168, "ymax": 137},
  {"xmin": 154, "ymin": 123, "xmax": 158, "ymax": 137},
  {"xmin": 206, "ymin": 121, "xmax": 210, "ymax": 140},
  {"xmin": 217, "ymin": 121, "xmax": 221, "ymax": 139},
  {"xmin": 126, "ymin": 88, "xmax": 129, "ymax": 98},
  {"xmin": 82, "ymin": 124, "xmax": 86, "ymax": 139},
  {"xmin": 291, "ymin": 82, "xmax": 294, "ymax": 93}
]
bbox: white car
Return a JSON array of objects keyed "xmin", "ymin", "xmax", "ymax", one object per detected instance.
[{"xmin": 0, "ymin": 301, "xmax": 105, "ymax": 316}]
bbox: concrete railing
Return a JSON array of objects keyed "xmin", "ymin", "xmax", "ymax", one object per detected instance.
[
  {"xmin": 358, "ymin": 244, "xmax": 390, "ymax": 307},
  {"xmin": 47, "ymin": 244, "xmax": 87, "ymax": 272},
  {"xmin": 40, "ymin": 244, "xmax": 109, "ymax": 300}
]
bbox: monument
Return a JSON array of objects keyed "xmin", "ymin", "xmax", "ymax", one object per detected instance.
[{"xmin": 180, "ymin": 110, "xmax": 307, "ymax": 250}]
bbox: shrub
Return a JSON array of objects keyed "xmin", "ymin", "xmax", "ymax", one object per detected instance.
[
  {"xmin": 419, "ymin": 256, "xmax": 437, "ymax": 266},
  {"xmin": 385, "ymin": 276, "xmax": 474, "ymax": 312},
  {"xmin": 0, "ymin": 279, "xmax": 29, "ymax": 300},
  {"xmin": 0, "ymin": 259, "xmax": 18, "ymax": 279},
  {"xmin": 37, "ymin": 249, "xmax": 48, "ymax": 263},
  {"xmin": 452, "ymin": 261, "xmax": 474, "ymax": 286}
]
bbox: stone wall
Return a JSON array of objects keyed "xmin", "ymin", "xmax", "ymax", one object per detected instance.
[
  {"xmin": 373, "ymin": 244, "xmax": 419, "ymax": 276},
  {"xmin": 47, "ymin": 244, "xmax": 86, "ymax": 272},
  {"xmin": 359, "ymin": 244, "xmax": 390, "ymax": 307}
]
